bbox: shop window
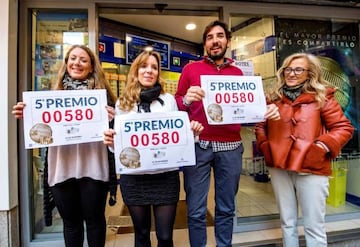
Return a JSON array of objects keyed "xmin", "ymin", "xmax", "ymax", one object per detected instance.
[{"xmin": 31, "ymin": 10, "xmax": 88, "ymax": 238}]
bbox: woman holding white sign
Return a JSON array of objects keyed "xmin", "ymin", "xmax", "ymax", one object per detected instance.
[
  {"xmin": 255, "ymin": 53, "xmax": 354, "ymax": 247},
  {"xmin": 13, "ymin": 45, "xmax": 117, "ymax": 247},
  {"xmin": 103, "ymin": 50, "xmax": 203, "ymax": 247}
]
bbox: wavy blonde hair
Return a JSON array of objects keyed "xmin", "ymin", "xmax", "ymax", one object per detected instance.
[
  {"xmin": 268, "ymin": 53, "xmax": 329, "ymax": 108},
  {"xmin": 52, "ymin": 44, "xmax": 117, "ymax": 104},
  {"xmin": 119, "ymin": 50, "xmax": 165, "ymax": 112}
]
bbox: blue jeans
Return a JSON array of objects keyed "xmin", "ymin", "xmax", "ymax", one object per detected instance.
[{"xmin": 183, "ymin": 143, "xmax": 243, "ymax": 247}]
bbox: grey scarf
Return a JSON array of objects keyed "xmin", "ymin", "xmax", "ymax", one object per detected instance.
[
  {"xmin": 62, "ymin": 74, "xmax": 89, "ymax": 90},
  {"xmin": 282, "ymin": 83, "xmax": 305, "ymax": 101}
]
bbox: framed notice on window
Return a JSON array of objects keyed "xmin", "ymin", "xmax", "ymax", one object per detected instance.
[
  {"xmin": 34, "ymin": 11, "xmax": 88, "ymax": 91},
  {"xmin": 125, "ymin": 33, "xmax": 170, "ymax": 70}
]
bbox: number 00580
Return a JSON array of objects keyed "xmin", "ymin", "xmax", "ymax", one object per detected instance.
[
  {"xmin": 42, "ymin": 109, "xmax": 94, "ymax": 123},
  {"xmin": 215, "ymin": 92, "xmax": 254, "ymax": 104},
  {"xmin": 130, "ymin": 131, "xmax": 180, "ymax": 147}
]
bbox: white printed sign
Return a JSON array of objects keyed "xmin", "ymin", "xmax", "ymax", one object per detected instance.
[
  {"xmin": 201, "ymin": 75, "xmax": 266, "ymax": 125},
  {"xmin": 232, "ymin": 60, "xmax": 254, "ymax": 76},
  {"xmin": 22, "ymin": 89, "xmax": 109, "ymax": 149},
  {"xmin": 113, "ymin": 111, "xmax": 196, "ymax": 174}
]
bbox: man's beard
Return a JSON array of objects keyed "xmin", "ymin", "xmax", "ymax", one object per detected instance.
[{"xmin": 208, "ymin": 49, "xmax": 227, "ymax": 61}]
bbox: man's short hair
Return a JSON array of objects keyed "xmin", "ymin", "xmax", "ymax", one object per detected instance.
[{"xmin": 202, "ymin": 20, "xmax": 232, "ymax": 44}]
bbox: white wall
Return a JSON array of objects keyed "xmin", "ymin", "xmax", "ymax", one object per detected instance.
[{"xmin": 0, "ymin": 0, "xmax": 19, "ymax": 210}]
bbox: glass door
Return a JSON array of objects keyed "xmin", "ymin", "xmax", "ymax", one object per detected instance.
[{"xmin": 30, "ymin": 9, "xmax": 88, "ymax": 239}]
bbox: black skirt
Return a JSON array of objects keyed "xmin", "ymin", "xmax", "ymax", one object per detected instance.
[{"xmin": 119, "ymin": 170, "xmax": 180, "ymax": 206}]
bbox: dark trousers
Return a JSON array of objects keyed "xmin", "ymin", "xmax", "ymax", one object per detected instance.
[
  {"xmin": 183, "ymin": 143, "xmax": 243, "ymax": 247},
  {"xmin": 51, "ymin": 177, "xmax": 108, "ymax": 247}
]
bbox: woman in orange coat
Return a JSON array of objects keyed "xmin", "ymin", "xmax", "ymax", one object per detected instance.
[{"xmin": 255, "ymin": 53, "xmax": 354, "ymax": 247}]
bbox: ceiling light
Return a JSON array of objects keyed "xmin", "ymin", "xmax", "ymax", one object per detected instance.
[
  {"xmin": 186, "ymin": 23, "xmax": 196, "ymax": 31},
  {"xmin": 144, "ymin": 46, "xmax": 153, "ymax": 52}
]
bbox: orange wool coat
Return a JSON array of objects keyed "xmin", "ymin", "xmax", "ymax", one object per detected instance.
[{"xmin": 255, "ymin": 88, "xmax": 354, "ymax": 176}]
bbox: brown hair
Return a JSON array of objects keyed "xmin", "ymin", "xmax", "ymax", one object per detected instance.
[{"xmin": 202, "ymin": 20, "xmax": 232, "ymax": 44}]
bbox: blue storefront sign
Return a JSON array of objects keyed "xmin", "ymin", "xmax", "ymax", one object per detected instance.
[{"xmin": 126, "ymin": 33, "xmax": 170, "ymax": 70}]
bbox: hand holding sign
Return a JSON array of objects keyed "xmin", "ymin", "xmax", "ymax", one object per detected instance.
[{"xmin": 184, "ymin": 86, "xmax": 205, "ymax": 105}]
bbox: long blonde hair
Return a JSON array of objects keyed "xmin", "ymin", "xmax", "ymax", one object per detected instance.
[
  {"xmin": 52, "ymin": 44, "xmax": 117, "ymax": 104},
  {"xmin": 119, "ymin": 51, "xmax": 165, "ymax": 111},
  {"xmin": 268, "ymin": 53, "xmax": 329, "ymax": 107}
]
